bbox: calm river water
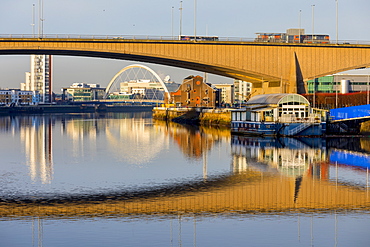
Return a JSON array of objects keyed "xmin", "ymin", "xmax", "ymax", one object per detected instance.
[{"xmin": 0, "ymin": 112, "xmax": 370, "ymax": 247}]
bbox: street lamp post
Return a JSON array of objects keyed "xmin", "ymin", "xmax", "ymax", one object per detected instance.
[
  {"xmin": 299, "ymin": 10, "xmax": 302, "ymax": 43},
  {"xmin": 311, "ymin": 5, "xmax": 315, "ymax": 43},
  {"xmin": 194, "ymin": 0, "xmax": 197, "ymax": 41},
  {"xmin": 171, "ymin": 6, "xmax": 174, "ymax": 39},
  {"xmin": 38, "ymin": 0, "xmax": 41, "ymax": 38},
  {"xmin": 179, "ymin": 1, "xmax": 183, "ymax": 38},
  {"xmin": 38, "ymin": 0, "xmax": 44, "ymax": 38},
  {"xmin": 336, "ymin": 0, "xmax": 339, "ymax": 44},
  {"xmin": 31, "ymin": 4, "xmax": 35, "ymax": 37}
]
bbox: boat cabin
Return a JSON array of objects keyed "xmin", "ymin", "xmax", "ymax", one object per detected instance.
[
  {"xmin": 232, "ymin": 93, "xmax": 316, "ymax": 123},
  {"xmin": 231, "ymin": 94, "xmax": 327, "ymax": 136}
]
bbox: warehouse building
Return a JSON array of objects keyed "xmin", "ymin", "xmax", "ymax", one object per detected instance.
[{"xmin": 170, "ymin": 76, "xmax": 221, "ymax": 108}]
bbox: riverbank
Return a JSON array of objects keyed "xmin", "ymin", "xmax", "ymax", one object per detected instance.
[
  {"xmin": 152, "ymin": 107, "xmax": 370, "ymax": 136},
  {"xmin": 0, "ymin": 105, "xmax": 153, "ymax": 115}
]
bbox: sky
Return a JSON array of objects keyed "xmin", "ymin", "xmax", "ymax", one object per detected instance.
[{"xmin": 1, "ymin": 0, "xmax": 370, "ymax": 91}]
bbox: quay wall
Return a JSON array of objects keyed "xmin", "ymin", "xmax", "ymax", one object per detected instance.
[
  {"xmin": 200, "ymin": 111, "xmax": 231, "ymax": 126},
  {"xmin": 152, "ymin": 108, "xmax": 190, "ymax": 120},
  {"xmin": 153, "ymin": 107, "xmax": 231, "ymax": 127}
]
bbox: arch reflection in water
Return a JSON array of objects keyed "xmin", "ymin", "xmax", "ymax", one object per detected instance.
[
  {"xmin": 0, "ymin": 113, "xmax": 232, "ymax": 199},
  {"xmin": 62, "ymin": 112, "xmax": 164, "ymax": 166},
  {"xmin": 0, "ymin": 112, "xmax": 165, "ymax": 184}
]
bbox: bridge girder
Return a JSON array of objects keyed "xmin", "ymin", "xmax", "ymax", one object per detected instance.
[
  {"xmin": 1, "ymin": 38, "xmax": 370, "ymax": 95},
  {"xmin": 0, "ymin": 46, "xmax": 279, "ymax": 83}
]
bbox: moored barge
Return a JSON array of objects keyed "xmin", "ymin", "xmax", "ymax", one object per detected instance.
[{"xmin": 231, "ymin": 94, "xmax": 327, "ymax": 136}]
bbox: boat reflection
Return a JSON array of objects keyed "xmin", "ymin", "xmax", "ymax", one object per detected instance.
[{"xmin": 231, "ymin": 136, "xmax": 326, "ymax": 177}]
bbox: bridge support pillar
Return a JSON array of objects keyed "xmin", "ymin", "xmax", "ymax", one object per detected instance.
[{"xmin": 289, "ymin": 52, "xmax": 306, "ymax": 94}]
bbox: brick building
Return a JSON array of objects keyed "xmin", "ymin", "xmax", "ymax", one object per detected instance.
[{"xmin": 170, "ymin": 76, "xmax": 221, "ymax": 107}]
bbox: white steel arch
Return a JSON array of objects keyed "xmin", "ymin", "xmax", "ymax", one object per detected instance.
[{"xmin": 105, "ymin": 64, "xmax": 169, "ymax": 99}]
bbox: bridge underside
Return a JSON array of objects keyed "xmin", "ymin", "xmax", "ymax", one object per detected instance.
[
  {"xmin": 0, "ymin": 48, "xmax": 280, "ymax": 85},
  {"xmin": 1, "ymin": 38, "xmax": 370, "ymax": 95}
]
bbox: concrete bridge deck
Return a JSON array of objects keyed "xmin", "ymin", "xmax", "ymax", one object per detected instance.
[{"xmin": 1, "ymin": 36, "xmax": 370, "ymax": 94}]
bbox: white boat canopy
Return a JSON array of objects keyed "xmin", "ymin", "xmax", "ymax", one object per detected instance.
[{"xmin": 247, "ymin": 93, "xmax": 310, "ymax": 106}]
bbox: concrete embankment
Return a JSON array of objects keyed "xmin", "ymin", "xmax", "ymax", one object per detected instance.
[
  {"xmin": 153, "ymin": 107, "xmax": 231, "ymax": 127},
  {"xmin": 0, "ymin": 105, "xmax": 153, "ymax": 115}
]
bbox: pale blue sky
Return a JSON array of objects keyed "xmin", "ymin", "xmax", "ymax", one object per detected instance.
[{"xmin": 1, "ymin": 0, "xmax": 370, "ymax": 90}]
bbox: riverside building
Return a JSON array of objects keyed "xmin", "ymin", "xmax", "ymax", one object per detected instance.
[
  {"xmin": 62, "ymin": 83, "xmax": 106, "ymax": 101},
  {"xmin": 234, "ymin": 80, "xmax": 253, "ymax": 104},
  {"xmin": 213, "ymin": 84, "xmax": 234, "ymax": 105},
  {"xmin": 308, "ymin": 72, "xmax": 370, "ymax": 94},
  {"xmin": 0, "ymin": 89, "xmax": 40, "ymax": 105},
  {"xmin": 21, "ymin": 55, "xmax": 52, "ymax": 103},
  {"xmin": 170, "ymin": 75, "xmax": 221, "ymax": 107}
]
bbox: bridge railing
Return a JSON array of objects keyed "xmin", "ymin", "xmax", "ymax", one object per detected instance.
[
  {"xmin": 0, "ymin": 33, "xmax": 257, "ymax": 42},
  {"xmin": 1, "ymin": 34, "xmax": 370, "ymax": 45}
]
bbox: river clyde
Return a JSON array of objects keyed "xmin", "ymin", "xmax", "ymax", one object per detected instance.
[{"xmin": 0, "ymin": 112, "xmax": 370, "ymax": 246}]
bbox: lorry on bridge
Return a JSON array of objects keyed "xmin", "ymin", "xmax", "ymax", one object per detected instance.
[{"xmin": 255, "ymin": 28, "xmax": 330, "ymax": 44}]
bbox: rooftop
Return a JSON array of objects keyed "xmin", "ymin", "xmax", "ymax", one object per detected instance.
[{"xmin": 247, "ymin": 93, "xmax": 310, "ymax": 106}]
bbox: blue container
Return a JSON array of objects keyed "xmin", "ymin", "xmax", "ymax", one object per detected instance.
[{"xmin": 330, "ymin": 104, "xmax": 370, "ymax": 121}]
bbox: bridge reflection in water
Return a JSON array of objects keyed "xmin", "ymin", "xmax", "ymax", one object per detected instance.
[{"xmin": 1, "ymin": 131, "xmax": 369, "ymax": 218}]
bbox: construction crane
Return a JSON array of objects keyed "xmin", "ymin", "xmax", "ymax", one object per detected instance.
[{"xmin": 235, "ymin": 92, "xmax": 253, "ymax": 103}]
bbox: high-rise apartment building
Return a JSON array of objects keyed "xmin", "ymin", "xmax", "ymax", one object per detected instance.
[
  {"xmin": 234, "ymin": 80, "xmax": 252, "ymax": 103},
  {"xmin": 213, "ymin": 84, "xmax": 234, "ymax": 105},
  {"xmin": 22, "ymin": 55, "xmax": 52, "ymax": 103}
]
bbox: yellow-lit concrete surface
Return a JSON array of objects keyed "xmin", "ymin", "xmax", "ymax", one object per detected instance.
[{"xmin": 1, "ymin": 38, "xmax": 370, "ymax": 94}]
